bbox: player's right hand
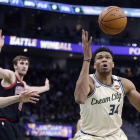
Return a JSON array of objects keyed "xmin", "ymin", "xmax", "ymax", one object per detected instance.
[
  {"xmin": 45, "ymin": 78, "xmax": 50, "ymax": 91},
  {"xmin": 0, "ymin": 30, "xmax": 4, "ymax": 49},
  {"xmin": 82, "ymin": 29, "xmax": 92, "ymax": 59},
  {"xmin": 19, "ymin": 90, "xmax": 39, "ymax": 104}
]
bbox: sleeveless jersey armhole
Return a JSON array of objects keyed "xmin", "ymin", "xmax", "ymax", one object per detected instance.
[
  {"xmin": 3, "ymin": 75, "xmax": 17, "ymax": 90},
  {"xmin": 87, "ymin": 74, "xmax": 96, "ymax": 98},
  {"xmin": 117, "ymin": 76, "xmax": 125, "ymax": 97}
]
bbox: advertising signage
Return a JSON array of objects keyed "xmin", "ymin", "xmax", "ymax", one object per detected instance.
[{"xmin": 4, "ymin": 35, "xmax": 140, "ymax": 56}]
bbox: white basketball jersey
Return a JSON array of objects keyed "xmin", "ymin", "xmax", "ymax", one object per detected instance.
[{"xmin": 80, "ymin": 74, "xmax": 125, "ymax": 137}]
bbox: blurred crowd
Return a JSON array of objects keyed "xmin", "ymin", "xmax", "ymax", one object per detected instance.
[
  {"xmin": 0, "ymin": 2, "xmax": 140, "ymax": 139},
  {"xmin": 1, "ymin": 4, "xmax": 140, "ymax": 47}
]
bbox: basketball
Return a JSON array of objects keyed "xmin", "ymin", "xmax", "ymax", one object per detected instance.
[{"xmin": 98, "ymin": 6, "xmax": 127, "ymax": 35}]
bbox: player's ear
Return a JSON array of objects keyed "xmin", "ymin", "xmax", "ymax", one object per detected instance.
[
  {"xmin": 13, "ymin": 64, "xmax": 17, "ymax": 70},
  {"xmin": 112, "ymin": 62, "xmax": 114, "ymax": 68}
]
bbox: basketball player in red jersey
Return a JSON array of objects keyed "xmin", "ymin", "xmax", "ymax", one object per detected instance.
[{"xmin": 0, "ymin": 30, "xmax": 50, "ymax": 140}]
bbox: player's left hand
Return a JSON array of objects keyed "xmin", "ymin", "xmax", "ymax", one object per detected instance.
[
  {"xmin": 45, "ymin": 78, "xmax": 50, "ymax": 90},
  {"xmin": 19, "ymin": 90, "xmax": 39, "ymax": 104},
  {"xmin": 82, "ymin": 29, "xmax": 92, "ymax": 59}
]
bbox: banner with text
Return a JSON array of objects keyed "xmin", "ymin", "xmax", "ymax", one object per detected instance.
[
  {"xmin": 4, "ymin": 35, "xmax": 140, "ymax": 56},
  {"xmin": 24, "ymin": 123, "xmax": 72, "ymax": 138},
  {"xmin": 0, "ymin": 0, "xmax": 140, "ymax": 17}
]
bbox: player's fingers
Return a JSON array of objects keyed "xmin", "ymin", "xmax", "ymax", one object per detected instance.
[
  {"xmin": 30, "ymin": 97, "xmax": 39, "ymax": 101},
  {"xmin": 28, "ymin": 90, "xmax": 38, "ymax": 94},
  {"xmin": 31, "ymin": 94, "xmax": 40, "ymax": 97},
  {"xmin": 29, "ymin": 100, "xmax": 36, "ymax": 104},
  {"xmin": 88, "ymin": 37, "xmax": 93, "ymax": 45},
  {"xmin": 45, "ymin": 78, "xmax": 49, "ymax": 83},
  {"xmin": 82, "ymin": 29, "xmax": 85, "ymax": 40},
  {"xmin": 24, "ymin": 91, "xmax": 38, "ymax": 97},
  {"xmin": 85, "ymin": 31, "xmax": 88, "ymax": 41},
  {"xmin": 21, "ymin": 90, "xmax": 30, "ymax": 94}
]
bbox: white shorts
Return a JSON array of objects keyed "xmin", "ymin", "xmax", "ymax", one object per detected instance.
[{"xmin": 74, "ymin": 129, "xmax": 128, "ymax": 140}]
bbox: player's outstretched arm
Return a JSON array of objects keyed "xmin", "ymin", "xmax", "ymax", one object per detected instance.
[
  {"xmin": 0, "ymin": 29, "xmax": 15, "ymax": 81},
  {"xmin": 0, "ymin": 90, "xmax": 39, "ymax": 108},
  {"xmin": 74, "ymin": 29, "xmax": 93, "ymax": 104},
  {"xmin": 0, "ymin": 68, "xmax": 15, "ymax": 80},
  {"xmin": 121, "ymin": 78, "xmax": 140, "ymax": 112},
  {"xmin": 24, "ymin": 78, "xmax": 50, "ymax": 94}
]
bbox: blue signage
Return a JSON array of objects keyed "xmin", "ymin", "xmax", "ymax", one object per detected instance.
[
  {"xmin": 3, "ymin": 35, "xmax": 140, "ymax": 56},
  {"xmin": 10, "ymin": 0, "xmax": 22, "ymax": 6},
  {"xmin": 59, "ymin": 4, "xmax": 73, "ymax": 13},
  {"xmin": 25, "ymin": 123, "xmax": 72, "ymax": 138},
  {"xmin": 0, "ymin": 0, "xmax": 10, "ymax": 4},
  {"xmin": 0, "ymin": 0, "xmax": 140, "ymax": 17},
  {"xmin": 23, "ymin": 0, "xmax": 36, "ymax": 8},
  {"xmin": 36, "ymin": 1, "xmax": 50, "ymax": 10}
]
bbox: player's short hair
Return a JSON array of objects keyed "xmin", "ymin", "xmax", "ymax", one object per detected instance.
[
  {"xmin": 13, "ymin": 55, "xmax": 29, "ymax": 65},
  {"xmin": 93, "ymin": 46, "xmax": 114, "ymax": 62}
]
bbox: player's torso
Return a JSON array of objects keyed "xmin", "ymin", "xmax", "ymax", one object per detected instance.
[
  {"xmin": 80, "ymin": 74, "xmax": 125, "ymax": 136},
  {"xmin": 0, "ymin": 75, "xmax": 24, "ymax": 122}
]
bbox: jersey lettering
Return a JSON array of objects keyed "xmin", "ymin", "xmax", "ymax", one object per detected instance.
[
  {"xmin": 18, "ymin": 102, "xmax": 23, "ymax": 111},
  {"xmin": 15, "ymin": 86, "xmax": 24, "ymax": 111},
  {"xmin": 15, "ymin": 86, "xmax": 24, "ymax": 95},
  {"xmin": 109, "ymin": 104, "xmax": 120, "ymax": 115},
  {"xmin": 91, "ymin": 92, "xmax": 122, "ymax": 105}
]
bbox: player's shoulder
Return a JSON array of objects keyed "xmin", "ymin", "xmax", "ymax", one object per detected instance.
[
  {"xmin": 5, "ymin": 69, "xmax": 14, "ymax": 75},
  {"xmin": 4, "ymin": 70, "xmax": 15, "ymax": 79},
  {"xmin": 89, "ymin": 74, "xmax": 95, "ymax": 84},
  {"xmin": 120, "ymin": 77, "xmax": 133, "ymax": 85},
  {"xmin": 120, "ymin": 77, "xmax": 135, "ymax": 93},
  {"xmin": 2, "ymin": 70, "xmax": 15, "ymax": 84}
]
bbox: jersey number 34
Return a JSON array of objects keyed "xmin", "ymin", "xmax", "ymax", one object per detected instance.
[{"xmin": 109, "ymin": 104, "xmax": 120, "ymax": 115}]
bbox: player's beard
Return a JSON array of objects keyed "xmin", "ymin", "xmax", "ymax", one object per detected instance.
[
  {"xmin": 18, "ymin": 71, "xmax": 27, "ymax": 77},
  {"xmin": 99, "ymin": 69, "xmax": 112, "ymax": 76}
]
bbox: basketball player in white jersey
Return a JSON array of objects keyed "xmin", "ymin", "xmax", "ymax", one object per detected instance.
[{"xmin": 74, "ymin": 29, "xmax": 140, "ymax": 140}]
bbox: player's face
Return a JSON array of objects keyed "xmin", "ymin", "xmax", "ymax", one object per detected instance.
[
  {"xmin": 14, "ymin": 60, "xmax": 29, "ymax": 76},
  {"xmin": 94, "ymin": 51, "xmax": 114, "ymax": 75}
]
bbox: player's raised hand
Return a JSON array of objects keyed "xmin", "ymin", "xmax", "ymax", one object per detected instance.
[
  {"xmin": 82, "ymin": 29, "xmax": 92, "ymax": 59},
  {"xmin": 19, "ymin": 90, "xmax": 39, "ymax": 104},
  {"xmin": 45, "ymin": 78, "xmax": 50, "ymax": 91},
  {"xmin": 0, "ymin": 30, "xmax": 4, "ymax": 49}
]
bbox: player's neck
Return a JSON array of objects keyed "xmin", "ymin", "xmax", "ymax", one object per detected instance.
[
  {"xmin": 15, "ymin": 72, "xmax": 24, "ymax": 81},
  {"xmin": 95, "ymin": 72, "xmax": 113, "ymax": 86}
]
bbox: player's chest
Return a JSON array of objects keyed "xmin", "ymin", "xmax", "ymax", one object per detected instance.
[
  {"xmin": 14, "ymin": 83, "xmax": 25, "ymax": 95},
  {"xmin": 90, "ymin": 88, "xmax": 123, "ymax": 106}
]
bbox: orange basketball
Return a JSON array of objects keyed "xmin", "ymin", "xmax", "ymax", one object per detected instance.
[{"xmin": 98, "ymin": 6, "xmax": 127, "ymax": 35}]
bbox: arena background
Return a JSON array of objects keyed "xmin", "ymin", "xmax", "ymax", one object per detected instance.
[{"xmin": 0, "ymin": 0, "xmax": 140, "ymax": 140}]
